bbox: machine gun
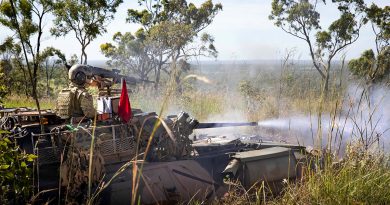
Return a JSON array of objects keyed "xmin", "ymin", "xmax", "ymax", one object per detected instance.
[{"xmin": 67, "ymin": 64, "xmax": 153, "ymax": 94}]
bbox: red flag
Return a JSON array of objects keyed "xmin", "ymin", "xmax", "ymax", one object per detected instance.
[{"xmin": 118, "ymin": 78, "xmax": 132, "ymax": 123}]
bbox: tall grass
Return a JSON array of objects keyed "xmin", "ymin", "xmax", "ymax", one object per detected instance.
[
  {"xmin": 223, "ymin": 70, "xmax": 390, "ymax": 205},
  {"xmin": 267, "ymin": 150, "xmax": 390, "ymax": 204},
  {"xmin": 3, "ymin": 95, "xmax": 55, "ymax": 109},
  {"xmin": 266, "ymin": 65, "xmax": 390, "ymax": 204},
  {"xmin": 130, "ymin": 89, "xmax": 225, "ymax": 121}
]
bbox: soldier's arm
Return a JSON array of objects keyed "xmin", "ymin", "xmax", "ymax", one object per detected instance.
[{"xmin": 79, "ymin": 92, "xmax": 96, "ymax": 118}]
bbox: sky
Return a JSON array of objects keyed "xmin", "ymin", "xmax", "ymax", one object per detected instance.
[{"xmin": 0, "ymin": 0, "xmax": 388, "ymax": 62}]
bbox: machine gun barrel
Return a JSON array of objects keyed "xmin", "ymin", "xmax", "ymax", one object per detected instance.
[
  {"xmin": 195, "ymin": 122, "xmax": 258, "ymax": 129},
  {"xmin": 89, "ymin": 66, "xmax": 153, "ymax": 85}
]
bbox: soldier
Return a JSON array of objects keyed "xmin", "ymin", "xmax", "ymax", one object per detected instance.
[{"xmin": 56, "ymin": 64, "xmax": 96, "ymax": 121}]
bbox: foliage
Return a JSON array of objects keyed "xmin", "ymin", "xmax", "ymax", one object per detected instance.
[
  {"xmin": 0, "ymin": 136, "xmax": 36, "ymax": 204},
  {"xmin": 101, "ymin": 30, "xmax": 155, "ymax": 81},
  {"xmin": 39, "ymin": 47, "xmax": 67, "ymax": 96},
  {"xmin": 129, "ymin": 0, "xmax": 222, "ymax": 57},
  {"xmin": 68, "ymin": 54, "xmax": 79, "ymax": 66},
  {"xmin": 269, "ymin": 0, "xmax": 364, "ymax": 92},
  {"xmin": 0, "ymin": 36, "xmax": 52, "ymax": 97},
  {"xmin": 102, "ymin": 0, "xmax": 222, "ymax": 89},
  {"xmin": 0, "ymin": 0, "xmax": 56, "ymax": 116},
  {"xmin": 40, "ymin": 47, "xmax": 66, "ymax": 63},
  {"xmin": 127, "ymin": 0, "xmax": 222, "ymax": 32},
  {"xmin": 348, "ymin": 48, "xmax": 390, "ymax": 83},
  {"xmin": 52, "ymin": 0, "xmax": 123, "ymax": 64},
  {"xmin": 0, "ymin": 66, "xmax": 7, "ymax": 103},
  {"xmin": 0, "ymin": 36, "xmax": 25, "ymax": 96},
  {"xmin": 365, "ymin": 4, "xmax": 390, "ymax": 53},
  {"xmin": 348, "ymin": 4, "xmax": 389, "ymax": 84},
  {"xmin": 0, "ymin": 36, "xmax": 21, "ymax": 60}
]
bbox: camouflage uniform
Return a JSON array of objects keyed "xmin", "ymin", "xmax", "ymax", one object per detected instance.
[{"xmin": 71, "ymin": 85, "xmax": 95, "ymax": 118}]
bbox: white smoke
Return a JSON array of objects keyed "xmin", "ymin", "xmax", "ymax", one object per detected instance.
[{"xmin": 257, "ymin": 84, "xmax": 390, "ymax": 152}]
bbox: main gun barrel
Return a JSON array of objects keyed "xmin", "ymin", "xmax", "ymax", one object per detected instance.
[{"xmin": 195, "ymin": 122, "xmax": 258, "ymax": 129}]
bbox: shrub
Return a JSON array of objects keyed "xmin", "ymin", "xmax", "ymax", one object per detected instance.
[{"xmin": 0, "ymin": 134, "xmax": 36, "ymax": 204}]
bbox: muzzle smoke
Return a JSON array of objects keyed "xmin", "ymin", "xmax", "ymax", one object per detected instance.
[{"xmin": 257, "ymin": 84, "xmax": 390, "ymax": 151}]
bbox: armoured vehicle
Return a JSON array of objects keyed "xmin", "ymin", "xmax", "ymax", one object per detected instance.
[{"xmin": 0, "ymin": 64, "xmax": 311, "ymax": 204}]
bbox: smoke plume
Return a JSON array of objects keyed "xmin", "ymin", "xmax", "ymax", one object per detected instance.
[{"xmin": 257, "ymin": 84, "xmax": 390, "ymax": 152}]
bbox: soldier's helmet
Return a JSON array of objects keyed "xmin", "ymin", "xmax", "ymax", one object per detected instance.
[{"xmin": 68, "ymin": 64, "xmax": 93, "ymax": 86}]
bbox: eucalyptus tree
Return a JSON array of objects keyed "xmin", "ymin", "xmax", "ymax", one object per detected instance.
[
  {"xmin": 51, "ymin": 0, "xmax": 123, "ymax": 64},
  {"xmin": 103, "ymin": 0, "xmax": 222, "ymax": 90},
  {"xmin": 0, "ymin": 0, "xmax": 54, "ymax": 121},
  {"xmin": 349, "ymin": 4, "xmax": 390, "ymax": 84},
  {"xmin": 101, "ymin": 30, "xmax": 155, "ymax": 82},
  {"xmin": 39, "ymin": 47, "xmax": 66, "ymax": 96},
  {"xmin": 269, "ymin": 0, "xmax": 365, "ymax": 94},
  {"xmin": 0, "ymin": 36, "xmax": 29, "ymax": 96}
]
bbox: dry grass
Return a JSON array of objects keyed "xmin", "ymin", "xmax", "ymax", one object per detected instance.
[
  {"xmin": 211, "ymin": 151, "xmax": 390, "ymax": 205},
  {"xmin": 213, "ymin": 83, "xmax": 390, "ymax": 205},
  {"xmin": 263, "ymin": 146, "xmax": 390, "ymax": 205},
  {"xmin": 3, "ymin": 95, "xmax": 55, "ymax": 110}
]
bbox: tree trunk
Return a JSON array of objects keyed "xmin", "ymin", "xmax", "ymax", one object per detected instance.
[
  {"xmin": 174, "ymin": 69, "xmax": 182, "ymax": 94},
  {"xmin": 322, "ymin": 61, "xmax": 331, "ymax": 97},
  {"xmin": 46, "ymin": 62, "xmax": 50, "ymax": 96},
  {"xmin": 9, "ymin": 0, "xmax": 44, "ymax": 134},
  {"xmin": 82, "ymin": 45, "xmax": 88, "ymax": 65},
  {"xmin": 84, "ymin": 52, "xmax": 88, "ymax": 65},
  {"xmin": 170, "ymin": 56, "xmax": 182, "ymax": 93},
  {"xmin": 140, "ymin": 72, "xmax": 147, "ymax": 90},
  {"xmin": 21, "ymin": 67, "xmax": 29, "ymax": 97},
  {"xmin": 33, "ymin": 62, "xmax": 44, "ymax": 130},
  {"xmin": 154, "ymin": 54, "xmax": 163, "ymax": 91},
  {"xmin": 154, "ymin": 63, "xmax": 162, "ymax": 91}
]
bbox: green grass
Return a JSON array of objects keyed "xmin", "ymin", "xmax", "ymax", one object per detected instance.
[{"xmin": 3, "ymin": 95, "xmax": 55, "ymax": 110}]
